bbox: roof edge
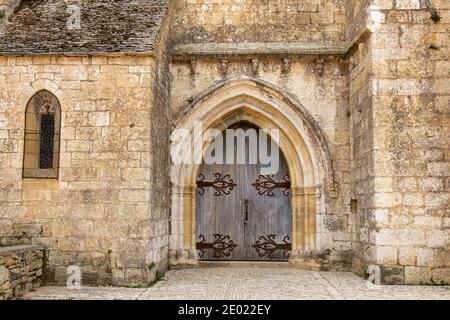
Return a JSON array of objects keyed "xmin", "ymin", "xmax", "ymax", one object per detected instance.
[{"xmin": 0, "ymin": 51, "xmax": 155, "ymax": 57}]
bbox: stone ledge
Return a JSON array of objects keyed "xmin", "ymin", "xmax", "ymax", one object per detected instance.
[
  {"xmin": 0, "ymin": 245, "xmax": 45, "ymax": 255},
  {"xmin": 171, "ymin": 42, "xmax": 348, "ymax": 56},
  {"xmin": 170, "ymin": 28, "xmax": 371, "ymax": 58}
]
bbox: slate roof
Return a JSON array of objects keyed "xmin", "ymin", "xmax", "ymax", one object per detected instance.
[{"xmin": 0, "ymin": 0, "xmax": 169, "ymax": 55}]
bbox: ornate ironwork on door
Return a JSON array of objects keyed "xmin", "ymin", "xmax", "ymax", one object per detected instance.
[
  {"xmin": 196, "ymin": 234, "xmax": 238, "ymax": 259},
  {"xmin": 251, "ymin": 175, "xmax": 291, "ymax": 197},
  {"xmin": 197, "ymin": 173, "xmax": 237, "ymax": 196},
  {"xmin": 252, "ymin": 234, "xmax": 292, "ymax": 258}
]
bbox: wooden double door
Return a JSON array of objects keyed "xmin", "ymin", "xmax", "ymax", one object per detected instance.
[{"xmin": 196, "ymin": 123, "xmax": 292, "ymax": 261}]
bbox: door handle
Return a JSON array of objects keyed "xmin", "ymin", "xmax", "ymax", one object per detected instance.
[{"xmin": 244, "ymin": 199, "xmax": 249, "ymax": 222}]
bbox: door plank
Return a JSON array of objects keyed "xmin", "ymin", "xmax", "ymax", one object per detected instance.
[{"xmin": 196, "ymin": 122, "xmax": 292, "ymax": 261}]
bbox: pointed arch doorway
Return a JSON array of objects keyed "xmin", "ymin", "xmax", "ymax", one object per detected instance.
[
  {"xmin": 169, "ymin": 78, "xmax": 336, "ymax": 268},
  {"xmin": 196, "ymin": 122, "xmax": 292, "ymax": 261}
]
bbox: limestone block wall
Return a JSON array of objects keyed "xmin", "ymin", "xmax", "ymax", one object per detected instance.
[
  {"xmin": 345, "ymin": 0, "xmax": 371, "ymax": 41},
  {"xmin": 347, "ymin": 0, "xmax": 450, "ymax": 284},
  {"xmin": 344, "ymin": 0, "xmax": 375, "ymax": 278},
  {"xmin": 146, "ymin": 0, "xmax": 173, "ymax": 275},
  {"xmin": 170, "ymin": 56, "xmax": 353, "ymax": 269},
  {"xmin": 0, "ymin": 55, "xmax": 160, "ymax": 286},
  {"xmin": 348, "ymin": 36, "xmax": 376, "ymax": 277},
  {"xmin": 368, "ymin": 0, "xmax": 450, "ymax": 285},
  {"xmin": 0, "ymin": 245, "xmax": 44, "ymax": 299},
  {"xmin": 0, "ymin": 0, "xmax": 447, "ymax": 287},
  {"xmin": 172, "ymin": 0, "xmax": 347, "ymax": 45}
]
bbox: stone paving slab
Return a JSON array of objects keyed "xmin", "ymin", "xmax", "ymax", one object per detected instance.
[
  {"xmin": 22, "ymin": 287, "xmax": 147, "ymax": 300},
  {"xmin": 23, "ymin": 268, "xmax": 450, "ymax": 300}
]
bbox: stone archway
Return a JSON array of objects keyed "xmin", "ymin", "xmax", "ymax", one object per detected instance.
[{"xmin": 169, "ymin": 78, "xmax": 335, "ymax": 268}]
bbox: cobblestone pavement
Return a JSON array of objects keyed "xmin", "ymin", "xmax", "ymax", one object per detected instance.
[{"xmin": 23, "ymin": 268, "xmax": 450, "ymax": 300}]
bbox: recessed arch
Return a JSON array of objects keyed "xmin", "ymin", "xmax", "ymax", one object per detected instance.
[
  {"xmin": 169, "ymin": 78, "xmax": 335, "ymax": 267},
  {"xmin": 23, "ymin": 89, "xmax": 62, "ymax": 179}
]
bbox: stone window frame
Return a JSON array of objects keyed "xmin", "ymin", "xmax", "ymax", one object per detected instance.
[{"xmin": 22, "ymin": 90, "xmax": 61, "ymax": 179}]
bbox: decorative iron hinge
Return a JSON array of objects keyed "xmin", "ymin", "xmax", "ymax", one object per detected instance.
[
  {"xmin": 197, "ymin": 173, "xmax": 237, "ymax": 196},
  {"xmin": 196, "ymin": 234, "xmax": 238, "ymax": 259},
  {"xmin": 251, "ymin": 175, "xmax": 291, "ymax": 197},
  {"xmin": 252, "ymin": 234, "xmax": 292, "ymax": 258}
]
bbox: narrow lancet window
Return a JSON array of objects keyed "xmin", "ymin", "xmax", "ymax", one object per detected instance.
[{"xmin": 23, "ymin": 90, "xmax": 61, "ymax": 179}]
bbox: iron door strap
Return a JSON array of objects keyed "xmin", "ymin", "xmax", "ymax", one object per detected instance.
[
  {"xmin": 252, "ymin": 234, "xmax": 292, "ymax": 258},
  {"xmin": 196, "ymin": 172, "xmax": 237, "ymax": 196},
  {"xmin": 196, "ymin": 234, "xmax": 238, "ymax": 259},
  {"xmin": 251, "ymin": 174, "xmax": 291, "ymax": 197}
]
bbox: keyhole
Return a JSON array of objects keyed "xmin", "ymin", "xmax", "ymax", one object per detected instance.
[{"xmin": 244, "ymin": 199, "xmax": 249, "ymax": 223}]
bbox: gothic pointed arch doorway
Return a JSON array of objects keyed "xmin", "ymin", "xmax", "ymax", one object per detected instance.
[
  {"xmin": 196, "ymin": 121, "xmax": 292, "ymax": 261},
  {"xmin": 169, "ymin": 78, "xmax": 336, "ymax": 268}
]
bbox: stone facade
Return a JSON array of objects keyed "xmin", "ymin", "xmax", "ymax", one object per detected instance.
[
  {"xmin": 0, "ymin": 55, "xmax": 166, "ymax": 286},
  {"xmin": 0, "ymin": 0, "xmax": 448, "ymax": 286},
  {"xmin": 0, "ymin": 245, "xmax": 45, "ymax": 299},
  {"xmin": 348, "ymin": 0, "xmax": 450, "ymax": 285},
  {"xmin": 169, "ymin": 58, "xmax": 353, "ymax": 270},
  {"xmin": 368, "ymin": 1, "xmax": 448, "ymax": 285},
  {"xmin": 172, "ymin": 0, "xmax": 347, "ymax": 45}
]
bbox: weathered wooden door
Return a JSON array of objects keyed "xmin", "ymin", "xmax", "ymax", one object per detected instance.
[{"xmin": 196, "ymin": 122, "xmax": 292, "ymax": 261}]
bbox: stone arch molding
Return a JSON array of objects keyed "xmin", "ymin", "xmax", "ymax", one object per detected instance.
[
  {"xmin": 169, "ymin": 77, "xmax": 336, "ymax": 267},
  {"xmin": 20, "ymin": 79, "xmax": 64, "ymax": 107}
]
